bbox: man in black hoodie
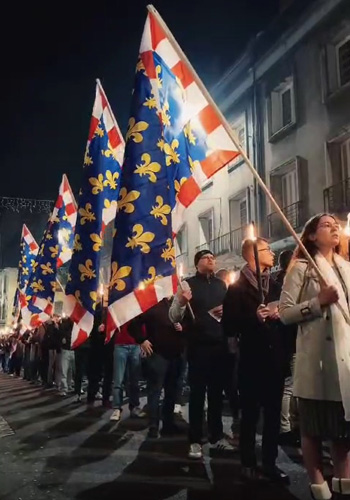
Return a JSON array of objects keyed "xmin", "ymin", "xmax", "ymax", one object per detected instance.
[
  {"xmin": 129, "ymin": 298, "xmax": 185, "ymax": 438},
  {"xmin": 169, "ymin": 249, "xmax": 233, "ymax": 459},
  {"xmin": 222, "ymin": 237, "xmax": 290, "ymax": 484}
]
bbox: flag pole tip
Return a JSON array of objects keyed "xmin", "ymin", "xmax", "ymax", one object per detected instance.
[{"xmin": 147, "ymin": 4, "xmax": 156, "ymax": 13}]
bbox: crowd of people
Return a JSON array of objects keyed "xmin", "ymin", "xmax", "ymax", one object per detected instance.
[{"xmin": 1, "ymin": 212, "xmax": 350, "ymax": 499}]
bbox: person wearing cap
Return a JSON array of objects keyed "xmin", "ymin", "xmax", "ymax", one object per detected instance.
[{"xmin": 169, "ymin": 249, "xmax": 233, "ymax": 459}]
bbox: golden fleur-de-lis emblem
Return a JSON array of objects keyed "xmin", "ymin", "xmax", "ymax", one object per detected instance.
[
  {"xmin": 74, "ymin": 234, "xmax": 82, "ymax": 252},
  {"xmin": 144, "ymin": 94, "xmax": 157, "ymax": 110},
  {"xmin": 67, "ymin": 273, "xmax": 72, "ymax": 282},
  {"xmin": 40, "ymin": 262, "xmax": 54, "ymax": 275},
  {"xmin": 161, "ymin": 238, "xmax": 176, "ymax": 268},
  {"xmin": 89, "ymin": 173, "xmax": 104, "ymax": 195},
  {"xmin": 174, "ymin": 177, "xmax": 187, "ymax": 200},
  {"xmin": 103, "ymin": 170, "xmax": 119, "ymax": 190},
  {"xmin": 78, "ymin": 259, "xmax": 96, "ymax": 282},
  {"xmin": 188, "ymin": 155, "xmax": 200, "ymax": 174},
  {"xmin": 49, "ymin": 245, "xmax": 59, "ymax": 259},
  {"xmin": 110, "ymin": 261, "xmax": 132, "ymax": 291},
  {"xmin": 101, "ymin": 144, "xmax": 118, "ymax": 162},
  {"xmin": 84, "ymin": 148, "xmax": 93, "ymax": 167},
  {"xmin": 136, "ymin": 56, "xmax": 145, "ymax": 73},
  {"xmin": 104, "ymin": 199, "xmax": 117, "ymax": 209},
  {"xmin": 161, "ymin": 101, "xmax": 171, "ymax": 127},
  {"xmin": 156, "ymin": 65, "xmax": 163, "ymax": 88},
  {"xmin": 95, "ymin": 125, "xmax": 104, "ymax": 137},
  {"xmin": 31, "ymin": 279, "xmax": 45, "ymax": 292},
  {"xmin": 90, "ymin": 233, "xmax": 103, "ymax": 252},
  {"xmin": 22, "ymin": 267, "xmax": 29, "ymax": 276},
  {"xmin": 22, "ymin": 255, "xmax": 27, "ymax": 263},
  {"xmin": 142, "ymin": 266, "xmax": 162, "ymax": 287},
  {"xmin": 126, "ymin": 224, "xmax": 155, "ymax": 254},
  {"xmin": 126, "ymin": 117, "xmax": 149, "ymax": 143},
  {"xmin": 31, "ymin": 259, "xmax": 38, "ymax": 270},
  {"xmin": 134, "ymin": 153, "xmax": 161, "ymax": 183},
  {"xmin": 164, "ymin": 140, "xmax": 180, "ymax": 166},
  {"xmin": 184, "ymin": 122, "xmax": 197, "ymax": 145},
  {"xmin": 45, "ymin": 233, "xmax": 53, "ymax": 241},
  {"xmin": 157, "ymin": 138, "xmax": 165, "ymax": 151},
  {"xmin": 89, "ymin": 291, "xmax": 98, "ymax": 310},
  {"xmin": 79, "ymin": 203, "xmax": 96, "ymax": 225},
  {"xmin": 75, "ymin": 290, "xmax": 82, "ymax": 304},
  {"xmin": 118, "ymin": 187, "xmax": 140, "ymax": 214},
  {"xmin": 150, "ymin": 196, "xmax": 171, "ymax": 226},
  {"xmin": 60, "ymin": 228, "xmax": 71, "ymax": 242},
  {"xmin": 50, "ymin": 281, "xmax": 59, "ymax": 292}
]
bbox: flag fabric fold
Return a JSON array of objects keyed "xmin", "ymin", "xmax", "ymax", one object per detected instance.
[
  {"xmin": 12, "ymin": 224, "xmax": 39, "ymax": 321},
  {"xmin": 65, "ymin": 81, "xmax": 125, "ymax": 348},
  {"xmin": 107, "ymin": 10, "xmax": 240, "ymax": 335},
  {"xmin": 22, "ymin": 175, "xmax": 77, "ymax": 327}
]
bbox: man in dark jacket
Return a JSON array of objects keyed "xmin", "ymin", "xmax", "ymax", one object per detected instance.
[
  {"xmin": 170, "ymin": 249, "xmax": 233, "ymax": 459},
  {"xmin": 222, "ymin": 237, "xmax": 290, "ymax": 483},
  {"xmin": 129, "ymin": 298, "xmax": 185, "ymax": 438}
]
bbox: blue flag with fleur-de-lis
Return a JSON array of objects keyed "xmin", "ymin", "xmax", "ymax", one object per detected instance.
[
  {"xmin": 64, "ymin": 81, "xmax": 125, "ymax": 348},
  {"xmin": 22, "ymin": 175, "xmax": 77, "ymax": 327},
  {"xmin": 12, "ymin": 224, "xmax": 39, "ymax": 320},
  {"xmin": 107, "ymin": 10, "xmax": 239, "ymax": 334}
]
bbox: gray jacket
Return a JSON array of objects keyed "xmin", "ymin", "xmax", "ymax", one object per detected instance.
[{"xmin": 279, "ymin": 259, "xmax": 341, "ymax": 401}]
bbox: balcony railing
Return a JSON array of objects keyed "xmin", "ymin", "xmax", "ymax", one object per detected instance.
[
  {"xmin": 195, "ymin": 225, "xmax": 248, "ymax": 256},
  {"xmin": 324, "ymin": 178, "xmax": 350, "ymax": 214},
  {"xmin": 268, "ymin": 201, "xmax": 304, "ymax": 240}
]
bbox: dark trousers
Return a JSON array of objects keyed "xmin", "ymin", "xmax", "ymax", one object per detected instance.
[
  {"xmin": 87, "ymin": 339, "xmax": 114, "ymax": 403},
  {"xmin": 23, "ymin": 347, "xmax": 31, "ymax": 380},
  {"xmin": 39, "ymin": 348, "xmax": 49, "ymax": 385},
  {"xmin": 223, "ymin": 352, "xmax": 240, "ymax": 420},
  {"xmin": 75, "ymin": 347, "xmax": 89, "ymax": 396},
  {"xmin": 239, "ymin": 366, "xmax": 285, "ymax": 468},
  {"xmin": 146, "ymin": 353, "xmax": 183, "ymax": 431},
  {"xmin": 188, "ymin": 344, "xmax": 225, "ymax": 444}
]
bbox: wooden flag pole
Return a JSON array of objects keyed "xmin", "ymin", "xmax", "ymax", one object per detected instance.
[{"xmin": 147, "ymin": 4, "xmax": 350, "ymax": 324}]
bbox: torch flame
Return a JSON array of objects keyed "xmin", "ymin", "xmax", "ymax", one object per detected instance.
[
  {"xmin": 247, "ymin": 224, "xmax": 257, "ymax": 242},
  {"xmin": 229, "ymin": 271, "xmax": 236, "ymax": 284},
  {"xmin": 344, "ymin": 214, "xmax": 350, "ymax": 237}
]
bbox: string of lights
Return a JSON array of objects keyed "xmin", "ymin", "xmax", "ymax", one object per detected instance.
[{"xmin": 0, "ymin": 196, "xmax": 54, "ymax": 213}]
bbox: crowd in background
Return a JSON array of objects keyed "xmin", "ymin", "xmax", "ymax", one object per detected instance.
[{"xmin": 3, "ymin": 212, "xmax": 350, "ymax": 500}]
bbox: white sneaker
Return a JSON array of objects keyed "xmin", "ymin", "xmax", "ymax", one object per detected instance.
[
  {"xmin": 188, "ymin": 443, "xmax": 203, "ymax": 459},
  {"xmin": 110, "ymin": 409, "xmax": 121, "ymax": 422},
  {"xmin": 95, "ymin": 391, "xmax": 103, "ymax": 400},
  {"xmin": 211, "ymin": 437, "xmax": 234, "ymax": 451},
  {"xmin": 174, "ymin": 404, "xmax": 182, "ymax": 414},
  {"xmin": 130, "ymin": 407, "xmax": 147, "ymax": 418}
]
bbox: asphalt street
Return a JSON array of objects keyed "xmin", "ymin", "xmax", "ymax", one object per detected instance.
[{"xmin": 0, "ymin": 373, "xmax": 325, "ymax": 500}]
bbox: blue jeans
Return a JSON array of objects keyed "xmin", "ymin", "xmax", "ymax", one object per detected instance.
[{"xmin": 112, "ymin": 345, "xmax": 141, "ymax": 410}]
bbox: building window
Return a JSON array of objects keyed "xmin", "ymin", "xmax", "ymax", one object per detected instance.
[
  {"xmin": 337, "ymin": 37, "xmax": 350, "ymax": 88},
  {"xmin": 199, "ymin": 209, "xmax": 214, "ymax": 247},
  {"xmin": 269, "ymin": 159, "xmax": 303, "ymax": 238},
  {"xmin": 268, "ymin": 76, "xmax": 296, "ymax": 140},
  {"xmin": 175, "ymin": 225, "xmax": 188, "ymax": 256},
  {"xmin": 228, "ymin": 113, "xmax": 247, "ymax": 171},
  {"xmin": 323, "ymin": 34, "xmax": 350, "ymax": 97}
]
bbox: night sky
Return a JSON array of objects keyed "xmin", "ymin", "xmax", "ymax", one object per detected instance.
[{"xmin": 1, "ymin": 0, "xmax": 279, "ymax": 200}]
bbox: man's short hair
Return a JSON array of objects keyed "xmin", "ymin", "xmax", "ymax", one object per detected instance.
[{"xmin": 241, "ymin": 237, "xmax": 268, "ymax": 261}]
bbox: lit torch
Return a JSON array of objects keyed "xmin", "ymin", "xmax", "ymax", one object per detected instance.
[
  {"xmin": 247, "ymin": 222, "xmax": 264, "ymax": 304},
  {"xmin": 229, "ymin": 271, "xmax": 237, "ymax": 285},
  {"xmin": 344, "ymin": 214, "xmax": 350, "ymax": 261}
]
